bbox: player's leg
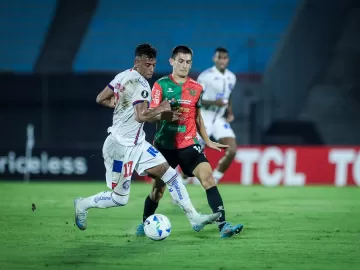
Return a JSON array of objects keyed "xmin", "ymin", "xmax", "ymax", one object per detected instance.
[
  {"xmin": 175, "ymin": 165, "xmax": 190, "ymax": 185},
  {"xmin": 212, "ymin": 118, "xmax": 237, "ymax": 184},
  {"xmin": 137, "ymin": 146, "xmax": 178, "ymax": 233},
  {"xmin": 135, "ymin": 143, "xmax": 221, "ymax": 234},
  {"xmin": 179, "ymin": 145, "xmax": 243, "ymax": 238},
  {"xmin": 74, "ymin": 135, "xmax": 138, "ymax": 230}
]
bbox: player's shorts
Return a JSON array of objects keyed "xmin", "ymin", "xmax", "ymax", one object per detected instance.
[
  {"xmin": 102, "ymin": 134, "xmax": 166, "ymax": 194},
  {"xmin": 154, "ymin": 143, "xmax": 208, "ymax": 177},
  {"xmin": 201, "ymin": 113, "xmax": 236, "ymax": 141}
]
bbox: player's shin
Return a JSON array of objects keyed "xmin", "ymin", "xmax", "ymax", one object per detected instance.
[
  {"xmin": 206, "ymin": 186, "xmax": 226, "ymax": 229},
  {"xmin": 161, "ymin": 167, "xmax": 199, "ymax": 219},
  {"xmin": 77, "ymin": 191, "xmax": 129, "ymax": 211}
]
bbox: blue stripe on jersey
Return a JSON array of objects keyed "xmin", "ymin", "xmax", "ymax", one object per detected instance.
[
  {"xmin": 112, "ymin": 160, "xmax": 123, "ymax": 173},
  {"xmin": 108, "ymin": 84, "xmax": 114, "ymax": 90},
  {"xmin": 132, "ymin": 100, "xmax": 147, "ymax": 106}
]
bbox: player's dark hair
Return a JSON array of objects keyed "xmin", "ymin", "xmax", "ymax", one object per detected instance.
[
  {"xmin": 135, "ymin": 43, "xmax": 157, "ymax": 59},
  {"xmin": 171, "ymin": 45, "xmax": 193, "ymax": 59},
  {"xmin": 215, "ymin": 47, "xmax": 228, "ymax": 54}
]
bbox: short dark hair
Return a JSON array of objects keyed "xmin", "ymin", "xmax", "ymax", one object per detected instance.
[
  {"xmin": 135, "ymin": 43, "xmax": 157, "ymax": 59},
  {"xmin": 215, "ymin": 47, "xmax": 228, "ymax": 54},
  {"xmin": 171, "ymin": 45, "xmax": 193, "ymax": 59}
]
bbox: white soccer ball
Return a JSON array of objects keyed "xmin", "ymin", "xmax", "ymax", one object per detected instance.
[{"xmin": 144, "ymin": 214, "xmax": 171, "ymax": 241}]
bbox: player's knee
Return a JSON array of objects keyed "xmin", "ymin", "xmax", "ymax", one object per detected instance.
[
  {"xmin": 111, "ymin": 192, "xmax": 129, "ymax": 206},
  {"xmin": 148, "ymin": 162, "xmax": 170, "ymax": 179},
  {"xmin": 200, "ymin": 172, "xmax": 216, "ymax": 189}
]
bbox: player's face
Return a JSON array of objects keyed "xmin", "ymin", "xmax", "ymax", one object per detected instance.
[
  {"xmin": 170, "ymin": 53, "xmax": 192, "ymax": 78},
  {"xmin": 213, "ymin": 52, "xmax": 229, "ymax": 71},
  {"xmin": 134, "ymin": 56, "xmax": 157, "ymax": 79}
]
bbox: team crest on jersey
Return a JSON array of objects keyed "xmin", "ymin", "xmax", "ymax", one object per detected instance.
[
  {"xmin": 186, "ymin": 88, "xmax": 197, "ymax": 96},
  {"xmin": 141, "ymin": 90, "xmax": 149, "ymax": 98}
]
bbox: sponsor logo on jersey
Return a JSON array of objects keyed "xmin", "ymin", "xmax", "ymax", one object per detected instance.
[
  {"xmin": 178, "ymin": 99, "xmax": 191, "ymax": 105},
  {"xmin": 153, "ymin": 88, "xmax": 161, "ymax": 104},
  {"xmin": 167, "ymin": 125, "xmax": 186, "ymax": 132}
]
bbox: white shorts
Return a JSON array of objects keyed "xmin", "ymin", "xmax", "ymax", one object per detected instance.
[
  {"xmin": 102, "ymin": 134, "xmax": 166, "ymax": 194},
  {"xmin": 201, "ymin": 113, "xmax": 236, "ymax": 141}
]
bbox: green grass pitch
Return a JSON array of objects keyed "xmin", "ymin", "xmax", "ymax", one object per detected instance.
[{"xmin": 0, "ymin": 182, "xmax": 359, "ymax": 270}]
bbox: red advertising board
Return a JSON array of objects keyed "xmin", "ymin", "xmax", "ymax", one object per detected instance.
[
  {"xmin": 204, "ymin": 146, "xmax": 360, "ymax": 186},
  {"xmin": 146, "ymin": 147, "xmax": 360, "ymax": 186}
]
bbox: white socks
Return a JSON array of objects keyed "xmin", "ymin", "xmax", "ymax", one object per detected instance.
[
  {"xmin": 161, "ymin": 167, "xmax": 199, "ymax": 219},
  {"xmin": 77, "ymin": 191, "xmax": 129, "ymax": 211},
  {"xmin": 213, "ymin": 169, "xmax": 224, "ymax": 184}
]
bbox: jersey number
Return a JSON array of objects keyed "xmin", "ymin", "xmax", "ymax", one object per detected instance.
[
  {"xmin": 193, "ymin": 145, "xmax": 202, "ymax": 153},
  {"xmin": 147, "ymin": 146, "xmax": 159, "ymax": 157},
  {"xmin": 123, "ymin": 161, "xmax": 133, "ymax": 178}
]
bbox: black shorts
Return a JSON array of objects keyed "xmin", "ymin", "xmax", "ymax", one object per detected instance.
[{"xmin": 155, "ymin": 144, "xmax": 208, "ymax": 177}]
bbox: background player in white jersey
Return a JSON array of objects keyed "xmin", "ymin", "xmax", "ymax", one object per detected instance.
[
  {"xmin": 196, "ymin": 47, "xmax": 237, "ymax": 184},
  {"xmin": 73, "ymin": 43, "xmax": 220, "ymax": 232}
]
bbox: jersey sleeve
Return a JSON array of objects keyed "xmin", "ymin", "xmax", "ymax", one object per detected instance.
[
  {"xmin": 131, "ymin": 77, "xmax": 151, "ymax": 106},
  {"xmin": 150, "ymin": 81, "xmax": 163, "ymax": 108},
  {"xmin": 197, "ymin": 72, "xmax": 212, "ymax": 100},
  {"xmin": 107, "ymin": 74, "xmax": 119, "ymax": 91},
  {"xmin": 197, "ymin": 72, "xmax": 207, "ymax": 91}
]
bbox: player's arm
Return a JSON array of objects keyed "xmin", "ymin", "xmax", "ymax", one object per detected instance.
[
  {"xmin": 146, "ymin": 82, "xmax": 164, "ymax": 123},
  {"xmin": 133, "ymin": 81, "xmax": 179, "ymax": 123},
  {"xmin": 196, "ymin": 108, "xmax": 228, "ymax": 151},
  {"xmin": 195, "ymin": 107, "xmax": 211, "ymax": 144},
  {"xmin": 133, "ymin": 101, "xmax": 169, "ymax": 123},
  {"xmin": 197, "ymin": 73, "xmax": 226, "ymax": 107},
  {"xmin": 96, "ymin": 86, "xmax": 115, "ymax": 108},
  {"xmin": 147, "ymin": 82, "xmax": 180, "ymax": 123},
  {"xmin": 226, "ymin": 93, "xmax": 234, "ymax": 122},
  {"xmin": 226, "ymin": 75, "xmax": 236, "ymax": 122}
]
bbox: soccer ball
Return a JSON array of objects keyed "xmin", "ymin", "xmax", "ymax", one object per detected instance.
[{"xmin": 144, "ymin": 214, "xmax": 171, "ymax": 241}]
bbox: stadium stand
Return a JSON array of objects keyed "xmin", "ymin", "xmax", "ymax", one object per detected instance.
[
  {"xmin": 74, "ymin": 0, "xmax": 297, "ymax": 73},
  {"xmin": 0, "ymin": 0, "xmax": 57, "ymax": 72}
]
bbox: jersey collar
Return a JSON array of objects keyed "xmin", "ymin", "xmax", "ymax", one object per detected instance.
[
  {"xmin": 169, "ymin": 74, "xmax": 190, "ymax": 85},
  {"xmin": 212, "ymin": 66, "xmax": 228, "ymax": 76}
]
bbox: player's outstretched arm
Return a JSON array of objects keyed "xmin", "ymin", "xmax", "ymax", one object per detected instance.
[
  {"xmin": 196, "ymin": 109, "xmax": 228, "ymax": 151},
  {"xmin": 96, "ymin": 86, "xmax": 115, "ymax": 108},
  {"xmin": 134, "ymin": 100, "xmax": 174, "ymax": 123},
  {"xmin": 202, "ymin": 98, "xmax": 227, "ymax": 108},
  {"xmin": 226, "ymin": 94, "xmax": 234, "ymax": 122}
]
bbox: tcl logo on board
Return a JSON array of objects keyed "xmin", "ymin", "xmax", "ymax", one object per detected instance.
[
  {"xmin": 234, "ymin": 147, "xmax": 360, "ymax": 186},
  {"xmin": 0, "ymin": 151, "xmax": 88, "ymax": 175},
  {"xmin": 236, "ymin": 147, "xmax": 305, "ymax": 186},
  {"xmin": 201, "ymin": 146, "xmax": 360, "ymax": 186}
]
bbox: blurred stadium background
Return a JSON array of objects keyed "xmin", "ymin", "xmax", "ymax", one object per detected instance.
[
  {"xmin": 0, "ymin": 1, "xmax": 360, "ymax": 269},
  {"xmin": 1, "ymin": 0, "xmax": 360, "ymax": 185}
]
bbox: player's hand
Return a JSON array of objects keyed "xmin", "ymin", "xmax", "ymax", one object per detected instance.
[
  {"xmin": 215, "ymin": 98, "xmax": 228, "ymax": 107},
  {"xmin": 205, "ymin": 140, "xmax": 229, "ymax": 152},
  {"xmin": 160, "ymin": 111, "xmax": 181, "ymax": 122},
  {"xmin": 109, "ymin": 96, "xmax": 116, "ymax": 108},
  {"xmin": 159, "ymin": 100, "xmax": 171, "ymax": 111},
  {"xmin": 226, "ymin": 113, "xmax": 234, "ymax": 123}
]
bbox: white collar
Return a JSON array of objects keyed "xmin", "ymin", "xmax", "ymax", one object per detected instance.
[{"xmin": 212, "ymin": 66, "xmax": 227, "ymax": 76}]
